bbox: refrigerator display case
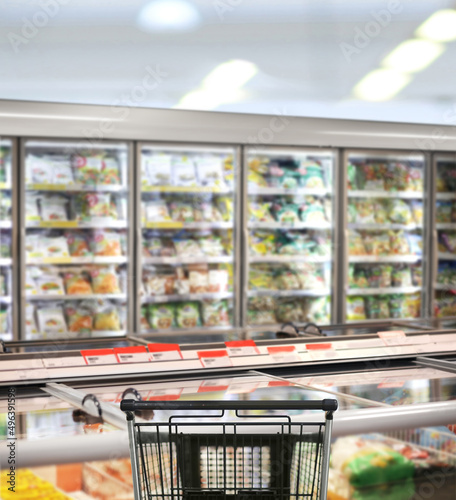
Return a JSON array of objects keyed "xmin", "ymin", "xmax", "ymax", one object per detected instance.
[
  {"xmin": 137, "ymin": 144, "xmax": 240, "ymax": 339},
  {"xmin": 21, "ymin": 140, "xmax": 133, "ymax": 341},
  {"xmin": 434, "ymin": 154, "xmax": 456, "ymax": 317},
  {"xmin": 344, "ymin": 150, "xmax": 426, "ymax": 322},
  {"xmin": 244, "ymin": 147, "xmax": 336, "ymax": 331},
  {"xmin": 0, "ymin": 138, "xmax": 15, "ymax": 341}
]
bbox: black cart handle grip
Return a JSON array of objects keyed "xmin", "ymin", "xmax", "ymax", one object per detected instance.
[{"xmin": 120, "ymin": 398, "xmax": 337, "ymax": 413}]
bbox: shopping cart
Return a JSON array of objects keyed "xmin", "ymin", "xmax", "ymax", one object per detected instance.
[{"xmin": 121, "ymin": 399, "xmax": 338, "ymax": 500}]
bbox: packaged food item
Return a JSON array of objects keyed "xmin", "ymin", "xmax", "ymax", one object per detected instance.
[
  {"xmin": 272, "ymin": 170, "xmax": 300, "ymax": 189},
  {"xmin": 91, "ymin": 266, "xmax": 121, "ymax": 294},
  {"xmin": 27, "ymin": 156, "xmax": 53, "ymax": 183},
  {"xmin": 66, "ymin": 231, "xmax": 91, "ymax": 257},
  {"xmin": 99, "ymin": 157, "xmax": 121, "ymax": 185},
  {"xmin": 436, "ymin": 201, "xmax": 452, "ymax": 223},
  {"xmin": 189, "ymin": 268, "xmax": 209, "ymax": 293},
  {"xmin": 37, "ymin": 306, "xmax": 67, "ymax": 334},
  {"xmin": 202, "ymin": 300, "xmax": 230, "ymax": 327},
  {"xmin": 175, "ymin": 301, "xmax": 200, "ymax": 328},
  {"xmin": 25, "ymin": 304, "xmax": 38, "ymax": 335},
  {"xmin": 170, "ymin": 202, "xmax": 195, "ymax": 222},
  {"xmin": 0, "ymin": 308, "xmax": 8, "ymax": 333},
  {"xmin": 367, "ymin": 266, "xmax": 382, "ymax": 288},
  {"xmin": 93, "ymin": 304, "xmax": 122, "ymax": 331},
  {"xmin": 197, "ymin": 202, "xmax": 224, "ymax": 222},
  {"xmin": 40, "ymin": 194, "xmax": 68, "ymax": 221},
  {"xmin": 64, "ymin": 272, "xmax": 93, "ymax": 295},
  {"xmin": 374, "ymin": 199, "xmax": 389, "ymax": 224},
  {"xmin": 72, "ymin": 153, "xmax": 104, "ymax": 185},
  {"xmin": 275, "ymin": 203, "xmax": 300, "ymax": 224},
  {"xmin": 392, "ymin": 266, "xmax": 412, "ymax": 287},
  {"xmin": 144, "ymin": 154, "xmax": 172, "ymax": 185},
  {"xmin": 248, "ymin": 170, "xmax": 268, "ymax": 188},
  {"xmin": 247, "ymin": 308, "xmax": 277, "ymax": 325},
  {"xmin": 347, "ymin": 163, "xmax": 358, "ymax": 190},
  {"xmin": 76, "ymin": 193, "xmax": 113, "ymax": 221},
  {"xmin": 36, "ymin": 274, "xmax": 65, "ymax": 295},
  {"xmin": 348, "ymin": 265, "xmax": 368, "ymax": 289},
  {"xmin": 198, "ymin": 235, "xmax": 226, "ymax": 256},
  {"xmin": 91, "ymin": 230, "xmax": 122, "ymax": 256},
  {"xmin": 303, "ymin": 297, "xmax": 330, "ymax": 323},
  {"xmin": 196, "ymin": 156, "xmax": 227, "ymax": 188},
  {"xmin": 25, "ymin": 195, "xmax": 41, "ymax": 221},
  {"xmin": 359, "ymin": 162, "xmax": 386, "ymax": 190},
  {"xmin": 389, "ymin": 230, "xmax": 410, "ymax": 255},
  {"xmin": 25, "ymin": 273, "xmax": 37, "ymax": 295},
  {"xmin": 298, "ymin": 161, "xmax": 325, "ymax": 189},
  {"xmin": 403, "ymin": 293, "xmax": 421, "ymax": 318},
  {"xmin": 249, "ymin": 266, "xmax": 275, "ymax": 290},
  {"xmin": 300, "ymin": 198, "xmax": 327, "ymax": 224},
  {"xmin": 249, "ymin": 157, "xmax": 269, "ymax": 175},
  {"xmin": 353, "ymin": 200, "xmax": 376, "ymax": 224},
  {"xmin": 388, "ymin": 199, "xmax": 413, "ymax": 224},
  {"xmin": 146, "ymin": 200, "xmax": 171, "ymax": 222},
  {"xmin": 208, "ymin": 269, "xmax": 229, "ymax": 292},
  {"xmin": 65, "ymin": 304, "xmax": 93, "ymax": 334},
  {"xmin": 409, "ymin": 166, "xmax": 424, "ymax": 191},
  {"xmin": 377, "ymin": 295, "xmax": 391, "ymax": 319},
  {"xmin": 249, "ymin": 296, "xmax": 276, "ymax": 311},
  {"xmin": 25, "ymin": 234, "xmax": 44, "ymax": 259},
  {"xmin": 140, "ymin": 306, "xmax": 150, "ymax": 330},
  {"xmin": 149, "ymin": 303, "xmax": 175, "ymax": 329},
  {"xmin": 276, "ymin": 300, "xmax": 304, "ymax": 323},
  {"xmin": 217, "ymin": 197, "xmax": 234, "ymax": 221},
  {"xmin": 250, "ymin": 231, "xmax": 276, "ymax": 255},
  {"xmin": 295, "ymin": 263, "xmax": 326, "ymax": 289},
  {"xmin": 364, "ymin": 232, "xmax": 390, "ymax": 256},
  {"xmin": 43, "ymin": 236, "xmax": 70, "ymax": 257},
  {"xmin": 172, "ymin": 156, "xmax": 197, "ymax": 186},
  {"xmin": 276, "ymin": 268, "xmax": 301, "ymax": 290},
  {"xmin": 412, "ymin": 266, "xmax": 423, "ymax": 286},
  {"xmin": 0, "ymin": 233, "xmax": 10, "ymax": 258},
  {"xmin": 144, "ymin": 234, "xmax": 175, "ymax": 257},
  {"xmin": 346, "ymin": 297, "xmax": 366, "ymax": 321},
  {"xmin": 146, "ymin": 273, "xmax": 175, "ymax": 295},
  {"xmin": 389, "ymin": 294, "xmax": 404, "ymax": 319},
  {"xmin": 174, "ymin": 237, "xmax": 204, "ymax": 257},
  {"xmin": 406, "ymin": 233, "xmax": 422, "ymax": 256},
  {"xmin": 249, "ymin": 201, "xmax": 275, "ymax": 222},
  {"xmin": 379, "ymin": 265, "xmax": 393, "ymax": 287},
  {"xmin": 366, "ymin": 296, "xmax": 380, "ymax": 319},
  {"xmin": 411, "ymin": 200, "xmax": 423, "ymax": 225},
  {"xmin": 385, "ymin": 162, "xmax": 410, "ymax": 191},
  {"xmin": 348, "ymin": 231, "xmax": 366, "ymax": 256},
  {"xmin": 53, "ymin": 161, "xmax": 74, "ymax": 184},
  {"xmin": 0, "ymin": 192, "xmax": 11, "ymax": 220}
]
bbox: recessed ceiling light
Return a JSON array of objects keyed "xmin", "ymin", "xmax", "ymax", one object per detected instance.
[
  {"xmin": 138, "ymin": 0, "xmax": 201, "ymax": 32},
  {"xmin": 382, "ymin": 39, "xmax": 445, "ymax": 73},
  {"xmin": 353, "ymin": 69, "xmax": 411, "ymax": 101},
  {"xmin": 416, "ymin": 9, "xmax": 456, "ymax": 42}
]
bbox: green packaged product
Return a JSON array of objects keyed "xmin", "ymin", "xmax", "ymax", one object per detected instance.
[
  {"xmin": 298, "ymin": 162, "xmax": 325, "ymax": 189},
  {"xmin": 175, "ymin": 302, "xmax": 200, "ymax": 329},
  {"xmin": 347, "ymin": 163, "xmax": 358, "ymax": 190},
  {"xmin": 276, "ymin": 300, "xmax": 304, "ymax": 323},
  {"xmin": 247, "ymin": 309, "xmax": 276, "ymax": 325},
  {"xmin": 276, "ymin": 203, "xmax": 300, "ymax": 224},
  {"xmin": 149, "ymin": 304, "xmax": 175, "ymax": 330},
  {"xmin": 389, "ymin": 295, "xmax": 404, "ymax": 319}
]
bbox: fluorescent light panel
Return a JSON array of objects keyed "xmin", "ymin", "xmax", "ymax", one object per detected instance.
[
  {"xmin": 416, "ymin": 9, "xmax": 456, "ymax": 42},
  {"xmin": 353, "ymin": 69, "xmax": 411, "ymax": 102},
  {"xmin": 383, "ymin": 39, "xmax": 445, "ymax": 73}
]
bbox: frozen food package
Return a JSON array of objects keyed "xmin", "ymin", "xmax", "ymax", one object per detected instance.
[
  {"xmin": 389, "ymin": 294, "xmax": 404, "ymax": 319},
  {"xmin": 411, "ymin": 200, "xmax": 423, "ymax": 225},
  {"xmin": 298, "ymin": 161, "xmax": 325, "ymax": 189},
  {"xmin": 249, "ymin": 265, "xmax": 275, "ymax": 290},
  {"xmin": 66, "ymin": 231, "xmax": 91, "ymax": 257},
  {"xmin": 25, "ymin": 234, "xmax": 44, "ymax": 259},
  {"xmin": 389, "ymin": 230, "xmax": 410, "ymax": 255},
  {"xmin": 64, "ymin": 272, "xmax": 93, "ymax": 295},
  {"xmin": 347, "ymin": 163, "xmax": 358, "ymax": 190},
  {"xmin": 99, "ymin": 157, "xmax": 121, "ymax": 185},
  {"xmin": 197, "ymin": 202, "xmax": 224, "ymax": 222},
  {"xmin": 65, "ymin": 304, "xmax": 93, "ymax": 334},
  {"xmin": 146, "ymin": 273, "xmax": 175, "ymax": 296},
  {"xmin": 93, "ymin": 305, "xmax": 122, "ymax": 331},
  {"xmin": 249, "ymin": 296, "xmax": 276, "ymax": 311},
  {"xmin": 412, "ymin": 266, "xmax": 423, "ymax": 286},
  {"xmin": 174, "ymin": 237, "xmax": 204, "ymax": 257},
  {"xmin": 37, "ymin": 305, "xmax": 67, "ymax": 335},
  {"xmin": 91, "ymin": 230, "xmax": 122, "ymax": 256},
  {"xmin": 144, "ymin": 234, "xmax": 175, "ymax": 257},
  {"xmin": 364, "ymin": 232, "xmax": 390, "ymax": 256},
  {"xmin": 403, "ymin": 293, "xmax": 421, "ymax": 318},
  {"xmin": 377, "ymin": 295, "xmax": 391, "ymax": 319},
  {"xmin": 140, "ymin": 306, "xmax": 150, "ymax": 331},
  {"xmin": 172, "ymin": 156, "xmax": 197, "ymax": 186},
  {"xmin": 303, "ymin": 297, "xmax": 330, "ymax": 323},
  {"xmin": 196, "ymin": 156, "xmax": 227, "ymax": 188},
  {"xmin": 25, "ymin": 271, "xmax": 37, "ymax": 295},
  {"xmin": 436, "ymin": 201, "xmax": 453, "ymax": 223},
  {"xmin": 42, "ymin": 236, "xmax": 70, "ymax": 258},
  {"xmin": 217, "ymin": 197, "xmax": 234, "ymax": 222},
  {"xmin": 247, "ymin": 308, "xmax": 277, "ymax": 325},
  {"xmin": 0, "ymin": 274, "xmax": 5, "ymax": 296},
  {"xmin": 275, "ymin": 203, "xmax": 300, "ymax": 224},
  {"xmin": 144, "ymin": 154, "xmax": 172, "ymax": 185},
  {"xmin": 359, "ymin": 162, "xmax": 386, "ymax": 190},
  {"xmin": 248, "ymin": 170, "xmax": 268, "ymax": 188},
  {"xmin": 91, "ymin": 266, "xmax": 121, "ymax": 294},
  {"xmin": 294, "ymin": 263, "xmax": 326, "ymax": 289},
  {"xmin": 0, "ymin": 309, "xmax": 9, "ymax": 334},
  {"xmin": 348, "ymin": 231, "xmax": 366, "ymax": 256},
  {"xmin": 374, "ymin": 199, "xmax": 389, "ymax": 224},
  {"xmin": 385, "ymin": 162, "xmax": 410, "ymax": 191},
  {"xmin": 353, "ymin": 199, "xmax": 376, "ymax": 224},
  {"xmin": 249, "ymin": 201, "xmax": 275, "ymax": 222},
  {"xmin": 40, "ymin": 195, "xmax": 68, "ymax": 221},
  {"xmin": 365, "ymin": 296, "xmax": 380, "ymax": 319},
  {"xmin": 170, "ymin": 202, "xmax": 195, "ymax": 222},
  {"xmin": 202, "ymin": 300, "xmax": 230, "ymax": 327},
  {"xmin": 149, "ymin": 304, "xmax": 175, "ymax": 329},
  {"xmin": 189, "ymin": 268, "xmax": 209, "ymax": 293},
  {"xmin": 392, "ymin": 266, "xmax": 413, "ymax": 287},
  {"xmin": 27, "ymin": 156, "xmax": 53, "ymax": 184},
  {"xmin": 25, "ymin": 304, "xmax": 38, "ymax": 335},
  {"xmin": 36, "ymin": 274, "xmax": 65, "ymax": 295},
  {"xmin": 25, "ymin": 195, "xmax": 41, "ymax": 221},
  {"xmin": 276, "ymin": 268, "xmax": 301, "ymax": 290},
  {"xmin": 346, "ymin": 297, "xmax": 366, "ymax": 321},
  {"xmin": 208, "ymin": 269, "xmax": 229, "ymax": 292},
  {"xmin": 76, "ymin": 193, "xmax": 113, "ymax": 222},
  {"xmin": 406, "ymin": 233, "xmax": 423, "ymax": 256},
  {"xmin": 250, "ymin": 231, "xmax": 276, "ymax": 255},
  {"xmin": 198, "ymin": 235, "xmax": 225, "ymax": 256},
  {"xmin": 409, "ymin": 166, "xmax": 424, "ymax": 191},
  {"xmin": 276, "ymin": 300, "xmax": 304, "ymax": 323},
  {"xmin": 72, "ymin": 153, "xmax": 104, "ymax": 185},
  {"xmin": 146, "ymin": 200, "xmax": 171, "ymax": 222},
  {"xmin": 300, "ymin": 198, "xmax": 327, "ymax": 224},
  {"xmin": 348, "ymin": 265, "xmax": 368, "ymax": 289},
  {"xmin": 0, "ymin": 233, "xmax": 11, "ymax": 258},
  {"xmin": 388, "ymin": 199, "xmax": 413, "ymax": 224},
  {"xmin": 0, "ymin": 192, "xmax": 11, "ymax": 220},
  {"xmin": 347, "ymin": 201, "xmax": 357, "ymax": 224},
  {"xmin": 52, "ymin": 160, "xmax": 74, "ymax": 184}
]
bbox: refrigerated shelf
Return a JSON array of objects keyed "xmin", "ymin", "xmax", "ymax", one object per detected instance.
[
  {"xmin": 145, "ymin": 221, "xmax": 232, "ymax": 230},
  {"xmin": 26, "ymin": 294, "xmax": 127, "ymax": 301},
  {"xmin": 249, "ymin": 187, "xmax": 331, "ymax": 196},
  {"xmin": 348, "ymin": 190, "xmax": 423, "ymax": 199},
  {"xmin": 249, "ymin": 221, "xmax": 331, "ymax": 230},
  {"xmin": 436, "ymin": 223, "xmax": 456, "ymax": 230},
  {"xmin": 142, "ymin": 292, "xmax": 233, "ymax": 304},
  {"xmin": 26, "ymin": 221, "xmax": 128, "ymax": 229},
  {"xmin": 26, "ymin": 183, "xmax": 127, "ymax": 192},
  {"xmin": 434, "ymin": 284, "xmax": 456, "ymax": 291},
  {"xmin": 436, "ymin": 192, "xmax": 456, "ymax": 200},
  {"xmin": 349, "ymin": 255, "xmax": 421, "ymax": 264},
  {"xmin": 250, "ymin": 255, "xmax": 331, "ymax": 263},
  {"xmin": 347, "ymin": 286, "xmax": 421, "ymax": 296},
  {"xmin": 438, "ymin": 253, "xmax": 456, "ymax": 261},
  {"xmin": 248, "ymin": 289, "xmax": 331, "ymax": 298},
  {"xmin": 348, "ymin": 223, "xmax": 420, "ymax": 231},
  {"xmin": 27, "ymin": 257, "xmax": 128, "ymax": 265},
  {"xmin": 143, "ymin": 256, "xmax": 233, "ymax": 265}
]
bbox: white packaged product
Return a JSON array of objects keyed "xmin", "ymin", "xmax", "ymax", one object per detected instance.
[
  {"xmin": 25, "ymin": 305, "xmax": 38, "ymax": 336},
  {"xmin": 26, "ymin": 196, "xmax": 41, "ymax": 222},
  {"xmin": 52, "ymin": 160, "xmax": 74, "ymax": 184},
  {"xmin": 0, "ymin": 308, "xmax": 9, "ymax": 333},
  {"xmin": 145, "ymin": 154, "xmax": 172, "ymax": 185},
  {"xmin": 37, "ymin": 306, "xmax": 67, "ymax": 335},
  {"xmin": 196, "ymin": 156, "xmax": 226, "ymax": 188},
  {"xmin": 26, "ymin": 155, "xmax": 53, "ymax": 184},
  {"xmin": 208, "ymin": 270, "xmax": 229, "ymax": 293},
  {"xmin": 36, "ymin": 274, "xmax": 65, "ymax": 295},
  {"xmin": 42, "ymin": 236, "xmax": 70, "ymax": 258},
  {"xmin": 25, "ymin": 234, "xmax": 45, "ymax": 259},
  {"xmin": 146, "ymin": 200, "xmax": 171, "ymax": 222},
  {"xmin": 25, "ymin": 273, "xmax": 37, "ymax": 295},
  {"xmin": 40, "ymin": 195, "xmax": 68, "ymax": 221},
  {"xmin": 172, "ymin": 156, "xmax": 197, "ymax": 186}
]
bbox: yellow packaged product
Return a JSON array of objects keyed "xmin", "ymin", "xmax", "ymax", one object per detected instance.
[
  {"xmin": 90, "ymin": 266, "xmax": 121, "ymax": 294},
  {"xmin": 94, "ymin": 306, "xmax": 121, "ymax": 331}
]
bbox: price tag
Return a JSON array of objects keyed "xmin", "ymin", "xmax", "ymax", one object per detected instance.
[
  {"xmin": 198, "ymin": 379, "xmax": 232, "ymax": 393},
  {"xmin": 306, "ymin": 343, "xmax": 338, "ymax": 360},
  {"xmin": 198, "ymin": 350, "xmax": 233, "ymax": 368},
  {"xmin": 377, "ymin": 379, "xmax": 405, "ymax": 389},
  {"xmin": 267, "ymin": 346, "xmax": 301, "ymax": 363},
  {"xmin": 43, "ymin": 356, "xmax": 84, "ymax": 368},
  {"xmin": 39, "ymin": 221, "xmax": 78, "ymax": 228},
  {"xmin": 81, "ymin": 349, "xmax": 118, "ymax": 365},
  {"xmin": 148, "ymin": 343, "xmax": 183, "ymax": 361},
  {"xmin": 225, "ymin": 340, "xmax": 259, "ymax": 357},
  {"xmin": 268, "ymin": 380, "xmax": 291, "ymax": 387},
  {"xmin": 114, "ymin": 346, "xmax": 150, "ymax": 364},
  {"xmin": 30, "ymin": 183, "xmax": 64, "ymax": 191},
  {"xmin": 378, "ymin": 330, "xmax": 406, "ymax": 346},
  {"xmin": 147, "ymin": 388, "xmax": 183, "ymax": 401},
  {"xmin": 227, "ymin": 381, "xmax": 260, "ymax": 394},
  {"xmin": 43, "ymin": 257, "xmax": 72, "ymax": 264},
  {"xmin": 146, "ymin": 221, "xmax": 183, "ymax": 229}
]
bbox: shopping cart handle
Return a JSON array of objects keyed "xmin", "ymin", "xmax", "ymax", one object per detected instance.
[{"xmin": 120, "ymin": 398, "xmax": 338, "ymax": 412}]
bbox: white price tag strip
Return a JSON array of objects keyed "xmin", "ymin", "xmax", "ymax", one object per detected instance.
[
  {"xmin": 81, "ymin": 349, "xmax": 118, "ymax": 366},
  {"xmin": 148, "ymin": 343, "xmax": 183, "ymax": 361},
  {"xmin": 377, "ymin": 378, "xmax": 406, "ymax": 389},
  {"xmin": 114, "ymin": 346, "xmax": 150, "ymax": 364},
  {"xmin": 378, "ymin": 330, "xmax": 406, "ymax": 346},
  {"xmin": 198, "ymin": 379, "xmax": 232, "ymax": 393},
  {"xmin": 306, "ymin": 343, "xmax": 338, "ymax": 361},
  {"xmin": 147, "ymin": 388, "xmax": 183, "ymax": 401},
  {"xmin": 198, "ymin": 350, "xmax": 233, "ymax": 368},
  {"xmin": 43, "ymin": 356, "xmax": 85, "ymax": 368},
  {"xmin": 225, "ymin": 340, "xmax": 259, "ymax": 357},
  {"xmin": 267, "ymin": 346, "xmax": 301, "ymax": 363}
]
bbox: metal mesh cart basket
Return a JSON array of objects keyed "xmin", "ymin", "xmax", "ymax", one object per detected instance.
[{"xmin": 121, "ymin": 399, "xmax": 337, "ymax": 500}]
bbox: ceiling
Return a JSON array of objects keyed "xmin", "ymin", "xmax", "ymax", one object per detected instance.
[{"xmin": 1, "ymin": 0, "xmax": 456, "ymax": 124}]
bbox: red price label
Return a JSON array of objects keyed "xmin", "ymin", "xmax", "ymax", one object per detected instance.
[
  {"xmin": 225, "ymin": 340, "xmax": 259, "ymax": 357},
  {"xmin": 148, "ymin": 343, "xmax": 183, "ymax": 361},
  {"xmin": 197, "ymin": 350, "xmax": 233, "ymax": 368}
]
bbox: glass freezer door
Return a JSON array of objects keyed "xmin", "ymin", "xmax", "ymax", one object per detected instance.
[
  {"xmin": 344, "ymin": 151, "xmax": 425, "ymax": 322},
  {"xmin": 433, "ymin": 154, "xmax": 456, "ymax": 317},
  {"xmin": 138, "ymin": 144, "xmax": 239, "ymax": 339},
  {"xmin": 22, "ymin": 140, "xmax": 132, "ymax": 341},
  {"xmin": 245, "ymin": 148, "xmax": 335, "ymax": 331},
  {"xmin": 0, "ymin": 139, "xmax": 14, "ymax": 341}
]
